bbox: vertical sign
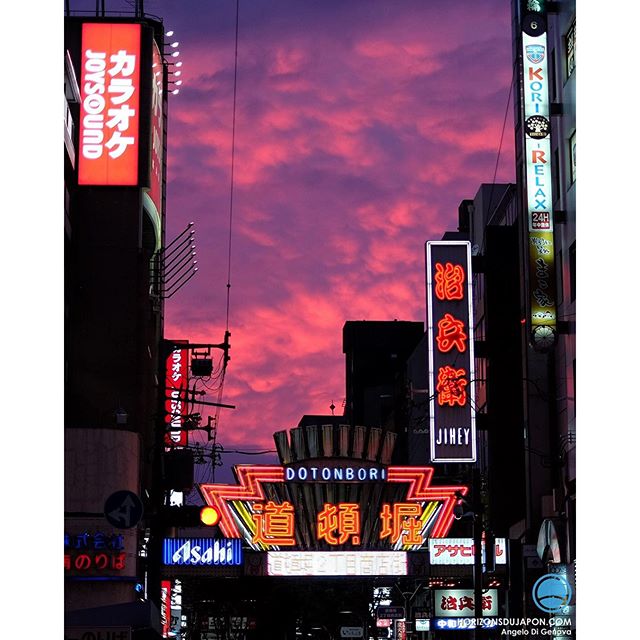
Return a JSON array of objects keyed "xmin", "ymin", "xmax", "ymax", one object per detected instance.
[
  {"xmin": 160, "ymin": 580, "xmax": 172, "ymax": 638},
  {"xmin": 165, "ymin": 341, "xmax": 189, "ymax": 447},
  {"xmin": 78, "ymin": 22, "xmax": 141, "ymax": 185},
  {"xmin": 426, "ymin": 241, "xmax": 476, "ymax": 462},
  {"xmin": 521, "ymin": 6, "xmax": 557, "ymax": 351},
  {"xmin": 148, "ymin": 40, "xmax": 164, "ymax": 215}
]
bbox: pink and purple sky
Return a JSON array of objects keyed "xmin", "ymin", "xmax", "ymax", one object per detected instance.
[{"xmin": 154, "ymin": 0, "xmax": 516, "ymax": 466}]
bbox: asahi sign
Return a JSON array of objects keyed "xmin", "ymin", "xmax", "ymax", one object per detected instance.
[
  {"xmin": 521, "ymin": 4, "xmax": 557, "ymax": 351},
  {"xmin": 426, "ymin": 241, "xmax": 476, "ymax": 462},
  {"xmin": 163, "ymin": 538, "xmax": 243, "ymax": 566},
  {"xmin": 78, "ymin": 22, "xmax": 141, "ymax": 186}
]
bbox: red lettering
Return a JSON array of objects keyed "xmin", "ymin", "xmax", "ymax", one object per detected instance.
[
  {"xmin": 528, "ymin": 67, "xmax": 543, "ymax": 81},
  {"xmin": 532, "ymin": 149, "xmax": 547, "ymax": 164}
]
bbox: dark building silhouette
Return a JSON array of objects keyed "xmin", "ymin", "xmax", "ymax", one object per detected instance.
[
  {"xmin": 343, "ymin": 320, "xmax": 424, "ymax": 464},
  {"xmin": 64, "ymin": 8, "xmax": 172, "ymax": 637}
]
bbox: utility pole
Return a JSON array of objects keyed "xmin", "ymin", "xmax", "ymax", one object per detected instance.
[
  {"xmin": 396, "ymin": 582, "xmax": 421, "ymax": 640},
  {"xmin": 472, "ymin": 468, "xmax": 484, "ymax": 640},
  {"xmin": 147, "ymin": 335, "xmax": 231, "ymax": 609}
]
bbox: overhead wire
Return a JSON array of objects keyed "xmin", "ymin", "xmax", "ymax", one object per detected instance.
[
  {"xmin": 225, "ymin": 0, "xmax": 240, "ymax": 334},
  {"xmin": 480, "ymin": 57, "xmax": 518, "ymax": 255},
  {"xmin": 190, "ymin": 0, "xmax": 242, "ymax": 486}
]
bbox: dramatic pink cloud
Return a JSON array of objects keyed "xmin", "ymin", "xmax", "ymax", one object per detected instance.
[{"xmin": 152, "ymin": 0, "xmax": 515, "ymax": 477}]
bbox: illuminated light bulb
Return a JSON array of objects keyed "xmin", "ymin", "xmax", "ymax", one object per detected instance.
[
  {"xmin": 200, "ymin": 506, "xmax": 220, "ymax": 526},
  {"xmin": 165, "ymin": 30, "xmax": 174, "ymax": 37},
  {"xmin": 172, "ymin": 89, "xmax": 180, "ymax": 95},
  {"xmin": 172, "ymin": 51, "xmax": 180, "ymax": 57}
]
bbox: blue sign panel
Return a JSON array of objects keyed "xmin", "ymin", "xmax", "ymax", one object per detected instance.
[{"xmin": 162, "ymin": 538, "xmax": 243, "ymax": 566}]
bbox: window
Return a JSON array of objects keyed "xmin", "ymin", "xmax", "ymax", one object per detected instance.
[
  {"xmin": 569, "ymin": 131, "xmax": 576, "ymax": 184},
  {"xmin": 566, "ymin": 19, "xmax": 576, "ymax": 78}
]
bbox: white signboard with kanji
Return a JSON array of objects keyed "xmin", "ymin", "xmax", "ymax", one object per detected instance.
[{"xmin": 428, "ymin": 537, "xmax": 506, "ymax": 565}]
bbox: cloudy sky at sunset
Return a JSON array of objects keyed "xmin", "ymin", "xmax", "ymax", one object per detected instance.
[
  {"xmin": 63, "ymin": 0, "xmax": 516, "ymax": 479},
  {"xmin": 155, "ymin": 0, "xmax": 516, "ymax": 471}
]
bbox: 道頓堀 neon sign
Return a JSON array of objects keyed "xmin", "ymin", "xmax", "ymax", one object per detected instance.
[{"xmin": 199, "ymin": 465, "xmax": 468, "ymax": 551}]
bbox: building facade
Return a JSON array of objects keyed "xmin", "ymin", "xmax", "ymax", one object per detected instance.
[{"xmin": 64, "ymin": 9, "xmax": 170, "ymax": 637}]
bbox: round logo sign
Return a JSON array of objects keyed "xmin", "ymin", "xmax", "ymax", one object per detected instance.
[
  {"xmin": 525, "ymin": 116, "xmax": 550, "ymax": 139},
  {"xmin": 532, "ymin": 573, "xmax": 572, "ymax": 613},
  {"xmin": 522, "ymin": 13, "xmax": 547, "ymax": 37}
]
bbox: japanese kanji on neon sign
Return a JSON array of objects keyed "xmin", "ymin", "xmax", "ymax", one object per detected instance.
[
  {"xmin": 426, "ymin": 241, "xmax": 477, "ymax": 462},
  {"xmin": 199, "ymin": 465, "xmax": 468, "ymax": 551},
  {"xmin": 434, "ymin": 589, "xmax": 499, "ymax": 617},
  {"xmin": 64, "ymin": 530, "xmax": 127, "ymax": 574}
]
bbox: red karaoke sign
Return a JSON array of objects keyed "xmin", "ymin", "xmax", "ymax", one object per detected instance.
[
  {"xmin": 165, "ymin": 341, "xmax": 189, "ymax": 447},
  {"xmin": 78, "ymin": 22, "xmax": 141, "ymax": 185}
]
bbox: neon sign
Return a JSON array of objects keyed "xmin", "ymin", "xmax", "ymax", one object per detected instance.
[
  {"xmin": 267, "ymin": 551, "xmax": 407, "ymax": 576},
  {"xmin": 78, "ymin": 23, "xmax": 141, "ymax": 186},
  {"xmin": 435, "ymin": 589, "xmax": 499, "ymax": 617},
  {"xmin": 428, "ymin": 537, "xmax": 507, "ymax": 565},
  {"xmin": 433, "ymin": 618, "xmax": 498, "ymax": 630},
  {"xmin": 253, "ymin": 501, "xmax": 297, "ymax": 546},
  {"xmin": 521, "ymin": 7, "xmax": 557, "ymax": 350},
  {"xmin": 64, "ymin": 531, "xmax": 126, "ymax": 574},
  {"xmin": 285, "ymin": 463, "xmax": 386, "ymax": 482},
  {"xmin": 162, "ymin": 538, "xmax": 243, "ymax": 566},
  {"xmin": 426, "ymin": 242, "xmax": 476, "ymax": 462},
  {"xmin": 199, "ymin": 465, "xmax": 468, "ymax": 551},
  {"xmin": 161, "ymin": 580, "xmax": 171, "ymax": 638},
  {"xmin": 165, "ymin": 341, "xmax": 189, "ymax": 447},
  {"xmin": 318, "ymin": 503, "xmax": 361, "ymax": 545}
]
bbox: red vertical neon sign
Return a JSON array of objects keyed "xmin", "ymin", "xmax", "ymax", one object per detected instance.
[
  {"xmin": 426, "ymin": 241, "xmax": 476, "ymax": 462},
  {"xmin": 165, "ymin": 343, "xmax": 189, "ymax": 447},
  {"xmin": 78, "ymin": 22, "xmax": 141, "ymax": 185},
  {"xmin": 160, "ymin": 580, "xmax": 172, "ymax": 638}
]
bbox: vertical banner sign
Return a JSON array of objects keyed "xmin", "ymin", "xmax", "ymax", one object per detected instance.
[
  {"xmin": 165, "ymin": 341, "xmax": 189, "ymax": 447},
  {"xmin": 148, "ymin": 41, "xmax": 164, "ymax": 215},
  {"xmin": 521, "ymin": 5, "xmax": 557, "ymax": 351},
  {"xmin": 78, "ymin": 23, "xmax": 141, "ymax": 185},
  {"xmin": 160, "ymin": 580, "xmax": 172, "ymax": 638},
  {"xmin": 426, "ymin": 241, "xmax": 476, "ymax": 462}
]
